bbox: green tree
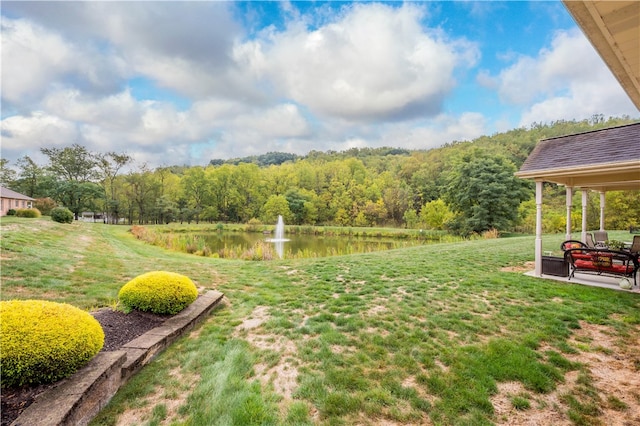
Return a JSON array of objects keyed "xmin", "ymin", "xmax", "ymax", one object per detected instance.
[
  {"xmin": 40, "ymin": 144, "xmax": 100, "ymax": 219},
  {"xmin": 285, "ymin": 189, "xmax": 310, "ymax": 225},
  {"xmin": 124, "ymin": 166, "xmax": 160, "ymax": 224},
  {"xmin": 181, "ymin": 167, "xmax": 209, "ymax": 223},
  {"xmin": 41, "ymin": 144, "xmax": 98, "ymax": 182},
  {"xmin": 403, "ymin": 208, "xmax": 419, "ymax": 229},
  {"xmin": 96, "ymin": 152, "xmax": 131, "ymax": 224},
  {"xmin": 383, "ymin": 184, "xmax": 411, "ymax": 225},
  {"xmin": 363, "ymin": 199, "xmax": 387, "ymax": 226},
  {"xmin": 0, "ymin": 159, "xmax": 17, "ymax": 187},
  {"xmin": 201, "ymin": 205, "xmax": 219, "ymax": 223},
  {"xmin": 606, "ymin": 190, "xmax": 640, "ymax": 230},
  {"xmin": 419, "ymin": 199, "xmax": 453, "ymax": 230},
  {"xmin": 208, "ymin": 165, "xmax": 242, "ymax": 222},
  {"xmin": 232, "ymin": 163, "xmax": 264, "ymax": 222},
  {"xmin": 49, "ymin": 181, "xmax": 103, "ymax": 220},
  {"xmin": 261, "ymin": 194, "xmax": 293, "ymax": 224},
  {"xmin": 14, "ymin": 156, "xmax": 46, "ymax": 198},
  {"xmin": 444, "ymin": 153, "xmax": 531, "ymax": 234},
  {"xmin": 155, "ymin": 195, "xmax": 179, "ymax": 224}
]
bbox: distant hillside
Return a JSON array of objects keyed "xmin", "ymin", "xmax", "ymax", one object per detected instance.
[
  {"xmin": 6, "ymin": 115, "xmax": 637, "ymax": 232},
  {"xmin": 209, "ymin": 116, "xmax": 637, "ymax": 169}
]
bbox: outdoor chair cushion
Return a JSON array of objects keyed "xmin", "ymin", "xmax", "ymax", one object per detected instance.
[
  {"xmin": 574, "ymin": 259, "xmax": 630, "ymax": 274},
  {"xmin": 592, "ymin": 254, "xmax": 612, "ymax": 267},
  {"xmin": 565, "ymin": 247, "xmax": 639, "ymax": 287}
]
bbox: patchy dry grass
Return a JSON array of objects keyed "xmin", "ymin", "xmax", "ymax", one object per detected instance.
[{"xmin": 2, "ymin": 218, "xmax": 639, "ymax": 425}]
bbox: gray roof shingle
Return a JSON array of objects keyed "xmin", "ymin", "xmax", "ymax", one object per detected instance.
[
  {"xmin": 0, "ymin": 186, "xmax": 35, "ymax": 201},
  {"xmin": 519, "ymin": 122, "xmax": 640, "ymax": 173}
]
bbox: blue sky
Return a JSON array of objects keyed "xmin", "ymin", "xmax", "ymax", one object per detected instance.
[{"xmin": 1, "ymin": 1, "xmax": 637, "ymax": 169}]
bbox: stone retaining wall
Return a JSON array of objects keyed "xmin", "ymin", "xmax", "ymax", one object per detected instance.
[{"xmin": 12, "ymin": 290, "xmax": 224, "ymax": 426}]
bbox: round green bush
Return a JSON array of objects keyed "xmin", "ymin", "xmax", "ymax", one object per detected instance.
[
  {"xmin": 0, "ymin": 300, "xmax": 104, "ymax": 388},
  {"xmin": 51, "ymin": 206, "xmax": 74, "ymax": 223},
  {"xmin": 6, "ymin": 209, "xmax": 16, "ymax": 216},
  {"xmin": 118, "ymin": 271, "xmax": 199, "ymax": 315},
  {"xmin": 15, "ymin": 208, "xmax": 41, "ymax": 218}
]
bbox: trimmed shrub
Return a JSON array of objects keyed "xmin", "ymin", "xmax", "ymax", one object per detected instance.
[
  {"xmin": 0, "ymin": 300, "xmax": 104, "ymax": 388},
  {"xmin": 6, "ymin": 209, "xmax": 16, "ymax": 216},
  {"xmin": 118, "ymin": 271, "xmax": 198, "ymax": 315},
  {"xmin": 15, "ymin": 208, "xmax": 41, "ymax": 218},
  {"xmin": 51, "ymin": 206, "xmax": 74, "ymax": 223}
]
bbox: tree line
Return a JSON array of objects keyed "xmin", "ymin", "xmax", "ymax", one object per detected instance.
[{"xmin": 1, "ymin": 116, "xmax": 638, "ymax": 235}]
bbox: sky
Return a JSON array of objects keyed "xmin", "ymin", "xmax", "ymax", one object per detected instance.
[{"xmin": 1, "ymin": 0, "xmax": 638, "ymax": 170}]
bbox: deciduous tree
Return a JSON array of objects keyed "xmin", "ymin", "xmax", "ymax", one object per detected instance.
[
  {"xmin": 444, "ymin": 153, "xmax": 531, "ymax": 234},
  {"xmin": 97, "ymin": 152, "xmax": 131, "ymax": 224}
]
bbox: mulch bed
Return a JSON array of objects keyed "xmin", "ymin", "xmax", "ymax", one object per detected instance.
[{"xmin": 1, "ymin": 309, "xmax": 169, "ymax": 426}]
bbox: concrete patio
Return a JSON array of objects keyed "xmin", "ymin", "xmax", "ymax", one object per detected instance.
[{"xmin": 526, "ymin": 270, "xmax": 640, "ymax": 293}]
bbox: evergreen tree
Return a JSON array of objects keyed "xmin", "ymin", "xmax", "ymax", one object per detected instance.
[{"xmin": 444, "ymin": 153, "xmax": 532, "ymax": 234}]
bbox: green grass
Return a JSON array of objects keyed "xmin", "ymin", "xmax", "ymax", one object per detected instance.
[{"xmin": 1, "ymin": 217, "xmax": 638, "ymax": 425}]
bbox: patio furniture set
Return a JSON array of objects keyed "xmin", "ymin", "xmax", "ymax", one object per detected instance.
[{"xmin": 560, "ymin": 234, "xmax": 640, "ymax": 288}]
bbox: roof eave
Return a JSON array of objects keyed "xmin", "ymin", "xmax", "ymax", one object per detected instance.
[
  {"xmin": 562, "ymin": 0, "xmax": 640, "ymax": 110},
  {"xmin": 516, "ymin": 160, "xmax": 640, "ymax": 179},
  {"xmin": 516, "ymin": 160, "xmax": 640, "ymax": 191}
]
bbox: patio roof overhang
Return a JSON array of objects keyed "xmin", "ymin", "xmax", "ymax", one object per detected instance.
[
  {"xmin": 563, "ymin": 1, "xmax": 640, "ymax": 110},
  {"xmin": 515, "ymin": 160, "xmax": 640, "ymax": 192},
  {"xmin": 516, "ymin": 122, "xmax": 640, "ymax": 192}
]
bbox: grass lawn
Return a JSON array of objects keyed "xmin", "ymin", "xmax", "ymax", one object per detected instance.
[{"xmin": 1, "ymin": 218, "xmax": 639, "ymax": 425}]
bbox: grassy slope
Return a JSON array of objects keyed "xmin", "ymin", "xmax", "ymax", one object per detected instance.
[{"xmin": 1, "ymin": 218, "xmax": 638, "ymax": 425}]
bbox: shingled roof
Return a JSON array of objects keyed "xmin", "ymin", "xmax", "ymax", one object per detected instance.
[
  {"xmin": 516, "ymin": 122, "xmax": 640, "ymax": 191},
  {"xmin": 0, "ymin": 186, "xmax": 35, "ymax": 201}
]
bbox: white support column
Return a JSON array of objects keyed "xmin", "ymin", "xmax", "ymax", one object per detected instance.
[
  {"xmin": 565, "ymin": 187, "xmax": 573, "ymax": 241},
  {"xmin": 581, "ymin": 190, "xmax": 588, "ymax": 243},
  {"xmin": 535, "ymin": 181, "xmax": 543, "ymax": 277},
  {"xmin": 599, "ymin": 191, "xmax": 606, "ymax": 231}
]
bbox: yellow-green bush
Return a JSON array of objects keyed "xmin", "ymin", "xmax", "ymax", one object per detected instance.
[
  {"xmin": 118, "ymin": 271, "xmax": 198, "ymax": 315},
  {"xmin": 15, "ymin": 208, "xmax": 41, "ymax": 218},
  {"xmin": 0, "ymin": 300, "xmax": 104, "ymax": 388}
]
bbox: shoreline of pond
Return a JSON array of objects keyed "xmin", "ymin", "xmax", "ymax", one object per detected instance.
[{"xmin": 129, "ymin": 223, "xmax": 470, "ymax": 260}]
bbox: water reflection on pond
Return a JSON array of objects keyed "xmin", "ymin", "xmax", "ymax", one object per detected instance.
[{"xmin": 198, "ymin": 232, "xmax": 424, "ymax": 258}]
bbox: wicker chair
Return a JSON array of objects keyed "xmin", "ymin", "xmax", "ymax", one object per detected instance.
[
  {"xmin": 594, "ymin": 230, "xmax": 609, "ymax": 243},
  {"xmin": 630, "ymin": 235, "xmax": 640, "ymax": 257}
]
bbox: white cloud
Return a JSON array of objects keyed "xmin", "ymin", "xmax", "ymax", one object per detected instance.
[
  {"xmin": 2, "ymin": 2, "xmax": 634, "ymax": 171},
  {"xmin": 41, "ymin": 89, "xmax": 142, "ymax": 131},
  {"xmin": 489, "ymin": 29, "xmax": 637, "ymax": 124},
  {"xmin": 1, "ymin": 16, "xmax": 127, "ymax": 108},
  {"xmin": 1, "ymin": 112, "xmax": 80, "ymax": 153},
  {"xmin": 241, "ymin": 3, "xmax": 478, "ymax": 121},
  {"xmin": 494, "ymin": 30, "xmax": 592, "ymax": 105},
  {"xmin": 232, "ymin": 103, "xmax": 311, "ymax": 139},
  {"xmin": 382, "ymin": 113, "xmax": 487, "ymax": 150},
  {"xmin": 1, "ymin": 18, "xmax": 76, "ymax": 104}
]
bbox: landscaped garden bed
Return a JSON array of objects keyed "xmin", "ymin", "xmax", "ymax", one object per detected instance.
[{"xmin": 1, "ymin": 309, "xmax": 165, "ymax": 426}]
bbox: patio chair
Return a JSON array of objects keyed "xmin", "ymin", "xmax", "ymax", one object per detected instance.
[
  {"xmin": 594, "ymin": 230, "xmax": 609, "ymax": 244},
  {"xmin": 630, "ymin": 235, "xmax": 640, "ymax": 257},
  {"xmin": 584, "ymin": 233, "xmax": 596, "ymax": 248}
]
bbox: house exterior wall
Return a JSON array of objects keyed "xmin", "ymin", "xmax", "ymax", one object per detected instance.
[{"xmin": 1, "ymin": 197, "xmax": 34, "ymax": 216}]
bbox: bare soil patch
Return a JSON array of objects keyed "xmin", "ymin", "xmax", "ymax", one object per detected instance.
[
  {"xmin": 115, "ymin": 366, "xmax": 198, "ymax": 426},
  {"xmin": 500, "ymin": 261, "xmax": 535, "ymax": 273},
  {"xmin": 234, "ymin": 306, "xmax": 300, "ymax": 407},
  {"xmin": 491, "ymin": 321, "xmax": 640, "ymax": 425}
]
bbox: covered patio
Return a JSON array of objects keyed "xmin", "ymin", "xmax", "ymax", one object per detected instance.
[
  {"xmin": 514, "ymin": 1, "xmax": 640, "ymax": 290},
  {"xmin": 516, "ymin": 122, "xmax": 640, "ymax": 288}
]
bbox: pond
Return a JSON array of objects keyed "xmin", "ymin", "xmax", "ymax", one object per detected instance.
[{"xmin": 197, "ymin": 232, "xmax": 426, "ymax": 259}]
